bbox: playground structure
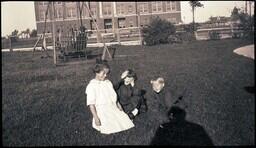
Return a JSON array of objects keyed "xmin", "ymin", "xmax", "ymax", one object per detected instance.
[
  {"xmin": 56, "ymin": 25, "xmax": 89, "ymax": 61},
  {"xmin": 33, "ymin": 2, "xmax": 115, "ymax": 65}
]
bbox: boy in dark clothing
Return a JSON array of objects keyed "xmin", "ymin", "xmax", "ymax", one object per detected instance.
[
  {"xmin": 114, "ymin": 69, "xmax": 147, "ymax": 120},
  {"xmin": 149, "ymin": 77, "xmax": 187, "ymax": 127}
]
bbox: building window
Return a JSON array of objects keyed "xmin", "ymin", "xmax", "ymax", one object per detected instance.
[
  {"xmin": 139, "ymin": 2, "xmax": 148, "ymax": 14},
  {"xmin": 78, "ymin": 7, "xmax": 87, "ymax": 18},
  {"xmin": 103, "ymin": 3, "xmax": 112, "ymax": 16},
  {"xmin": 43, "ymin": 2, "xmax": 48, "ymax": 6},
  {"xmin": 54, "ymin": 2, "xmax": 62, "ymax": 5},
  {"xmin": 82, "ymin": 10, "xmax": 87, "ymax": 18},
  {"xmin": 116, "ymin": 5, "xmax": 121, "ymax": 14},
  {"xmin": 103, "ymin": 5, "xmax": 112, "ymax": 16},
  {"xmin": 118, "ymin": 18, "xmax": 126, "ymax": 28},
  {"xmin": 90, "ymin": 20, "xmax": 97, "ymax": 30},
  {"xmin": 89, "ymin": 7, "xmax": 96, "ymax": 17},
  {"xmin": 66, "ymin": 2, "xmax": 75, "ymax": 4},
  {"xmin": 140, "ymin": 18, "xmax": 149, "ymax": 26},
  {"xmin": 152, "ymin": 2, "xmax": 157, "ymax": 12},
  {"xmin": 152, "ymin": 2, "xmax": 162, "ymax": 13},
  {"xmin": 157, "ymin": 2, "xmax": 162, "ymax": 12},
  {"xmin": 88, "ymin": 2, "xmax": 98, "ymax": 17},
  {"xmin": 67, "ymin": 7, "xmax": 77, "ymax": 18},
  {"xmin": 129, "ymin": 20, "xmax": 134, "ymax": 27},
  {"xmin": 40, "ymin": 10, "xmax": 49, "ymax": 21},
  {"xmin": 55, "ymin": 8, "xmax": 63, "ymax": 19},
  {"xmin": 78, "ymin": 10, "xmax": 84, "ymax": 18},
  {"xmin": 40, "ymin": 11, "xmax": 44, "ymax": 21},
  {"xmin": 128, "ymin": 5, "xmax": 133, "ymax": 14},
  {"xmin": 171, "ymin": 2, "xmax": 176, "ymax": 10},
  {"xmin": 104, "ymin": 19, "xmax": 112, "ymax": 29},
  {"xmin": 117, "ymin": 4, "xmax": 125, "ymax": 15},
  {"xmin": 166, "ymin": 2, "xmax": 171, "ymax": 11}
]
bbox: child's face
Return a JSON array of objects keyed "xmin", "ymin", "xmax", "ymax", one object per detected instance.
[
  {"xmin": 96, "ymin": 68, "xmax": 109, "ymax": 81},
  {"xmin": 124, "ymin": 76, "xmax": 134, "ymax": 85},
  {"xmin": 152, "ymin": 82, "xmax": 164, "ymax": 93}
]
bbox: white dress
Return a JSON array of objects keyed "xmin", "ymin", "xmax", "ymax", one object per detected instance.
[{"xmin": 85, "ymin": 79, "xmax": 134, "ymax": 134}]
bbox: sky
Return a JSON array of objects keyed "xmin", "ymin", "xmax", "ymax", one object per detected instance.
[{"xmin": 1, "ymin": 1, "xmax": 255, "ymax": 37}]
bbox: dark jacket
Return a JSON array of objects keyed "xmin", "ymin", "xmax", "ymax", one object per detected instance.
[
  {"xmin": 151, "ymin": 88, "xmax": 173, "ymax": 113},
  {"xmin": 148, "ymin": 88, "xmax": 174, "ymax": 123},
  {"xmin": 114, "ymin": 79, "xmax": 146, "ymax": 114},
  {"xmin": 148, "ymin": 87, "xmax": 188, "ymax": 124}
]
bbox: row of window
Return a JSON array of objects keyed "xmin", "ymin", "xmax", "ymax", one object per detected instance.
[
  {"xmin": 68, "ymin": 17, "xmax": 177, "ymax": 31},
  {"xmin": 38, "ymin": 2, "xmax": 70, "ymax": 5},
  {"xmin": 101, "ymin": 2, "xmax": 177, "ymax": 15},
  {"xmin": 38, "ymin": 2, "xmax": 177, "ymax": 21},
  {"xmin": 43, "ymin": 16, "xmax": 177, "ymax": 34}
]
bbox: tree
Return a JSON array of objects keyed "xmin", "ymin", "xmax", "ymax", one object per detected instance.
[
  {"xmin": 184, "ymin": 22, "xmax": 199, "ymax": 33},
  {"xmin": 30, "ymin": 29, "xmax": 37, "ymax": 37},
  {"xmin": 189, "ymin": 1, "xmax": 204, "ymax": 32},
  {"xmin": 231, "ymin": 7, "xmax": 240, "ymax": 21},
  {"xmin": 142, "ymin": 17, "xmax": 176, "ymax": 46},
  {"xmin": 25, "ymin": 28, "xmax": 30, "ymax": 38},
  {"xmin": 209, "ymin": 16, "xmax": 214, "ymax": 23},
  {"xmin": 11, "ymin": 29, "xmax": 19, "ymax": 37},
  {"xmin": 230, "ymin": 6, "xmax": 254, "ymax": 39}
]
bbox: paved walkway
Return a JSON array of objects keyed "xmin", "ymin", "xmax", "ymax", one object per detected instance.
[{"xmin": 233, "ymin": 44, "xmax": 254, "ymax": 60}]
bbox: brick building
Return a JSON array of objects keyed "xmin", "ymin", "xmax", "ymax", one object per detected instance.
[{"xmin": 34, "ymin": 1, "xmax": 181, "ymax": 42}]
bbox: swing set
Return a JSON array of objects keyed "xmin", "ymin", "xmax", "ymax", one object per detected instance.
[{"xmin": 33, "ymin": 2, "xmax": 114, "ymax": 64}]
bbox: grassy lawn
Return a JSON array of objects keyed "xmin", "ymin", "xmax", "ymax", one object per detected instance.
[{"xmin": 2, "ymin": 39, "xmax": 254, "ymax": 146}]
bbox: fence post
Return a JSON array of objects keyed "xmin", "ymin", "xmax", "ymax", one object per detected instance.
[
  {"xmin": 51, "ymin": 2, "xmax": 57, "ymax": 65},
  {"xmin": 9, "ymin": 37, "xmax": 13, "ymax": 52}
]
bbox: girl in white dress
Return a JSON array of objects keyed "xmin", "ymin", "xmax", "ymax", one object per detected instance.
[{"xmin": 85, "ymin": 63, "xmax": 134, "ymax": 134}]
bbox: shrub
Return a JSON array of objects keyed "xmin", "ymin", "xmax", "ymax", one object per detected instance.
[
  {"xmin": 142, "ymin": 17, "xmax": 176, "ymax": 46},
  {"xmin": 30, "ymin": 29, "xmax": 37, "ymax": 38},
  {"xmin": 176, "ymin": 32, "xmax": 196, "ymax": 42},
  {"xmin": 183, "ymin": 22, "xmax": 200, "ymax": 33}
]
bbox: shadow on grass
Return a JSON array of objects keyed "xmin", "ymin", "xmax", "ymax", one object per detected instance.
[
  {"xmin": 150, "ymin": 106, "xmax": 214, "ymax": 146},
  {"xmin": 244, "ymin": 86, "xmax": 255, "ymax": 94}
]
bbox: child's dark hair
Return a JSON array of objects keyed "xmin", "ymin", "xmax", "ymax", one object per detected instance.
[
  {"xmin": 93, "ymin": 63, "xmax": 110, "ymax": 74},
  {"xmin": 126, "ymin": 69, "xmax": 137, "ymax": 81}
]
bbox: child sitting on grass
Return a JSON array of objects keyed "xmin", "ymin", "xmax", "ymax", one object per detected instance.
[
  {"xmin": 85, "ymin": 62, "xmax": 134, "ymax": 134},
  {"xmin": 114, "ymin": 69, "xmax": 148, "ymax": 120},
  {"xmin": 149, "ymin": 77, "xmax": 187, "ymax": 128}
]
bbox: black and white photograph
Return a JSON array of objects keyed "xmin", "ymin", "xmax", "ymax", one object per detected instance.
[{"xmin": 1, "ymin": 1, "xmax": 255, "ymax": 146}]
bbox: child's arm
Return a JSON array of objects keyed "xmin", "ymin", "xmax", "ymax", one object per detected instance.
[
  {"xmin": 89, "ymin": 104, "xmax": 101, "ymax": 126},
  {"xmin": 116, "ymin": 101, "xmax": 123, "ymax": 111},
  {"xmin": 113, "ymin": 79, "xmax": 124, "ymax": 91},
  {"xmin": 113, "ymin": 70, "xmax": 129, "ymax": 90}
]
